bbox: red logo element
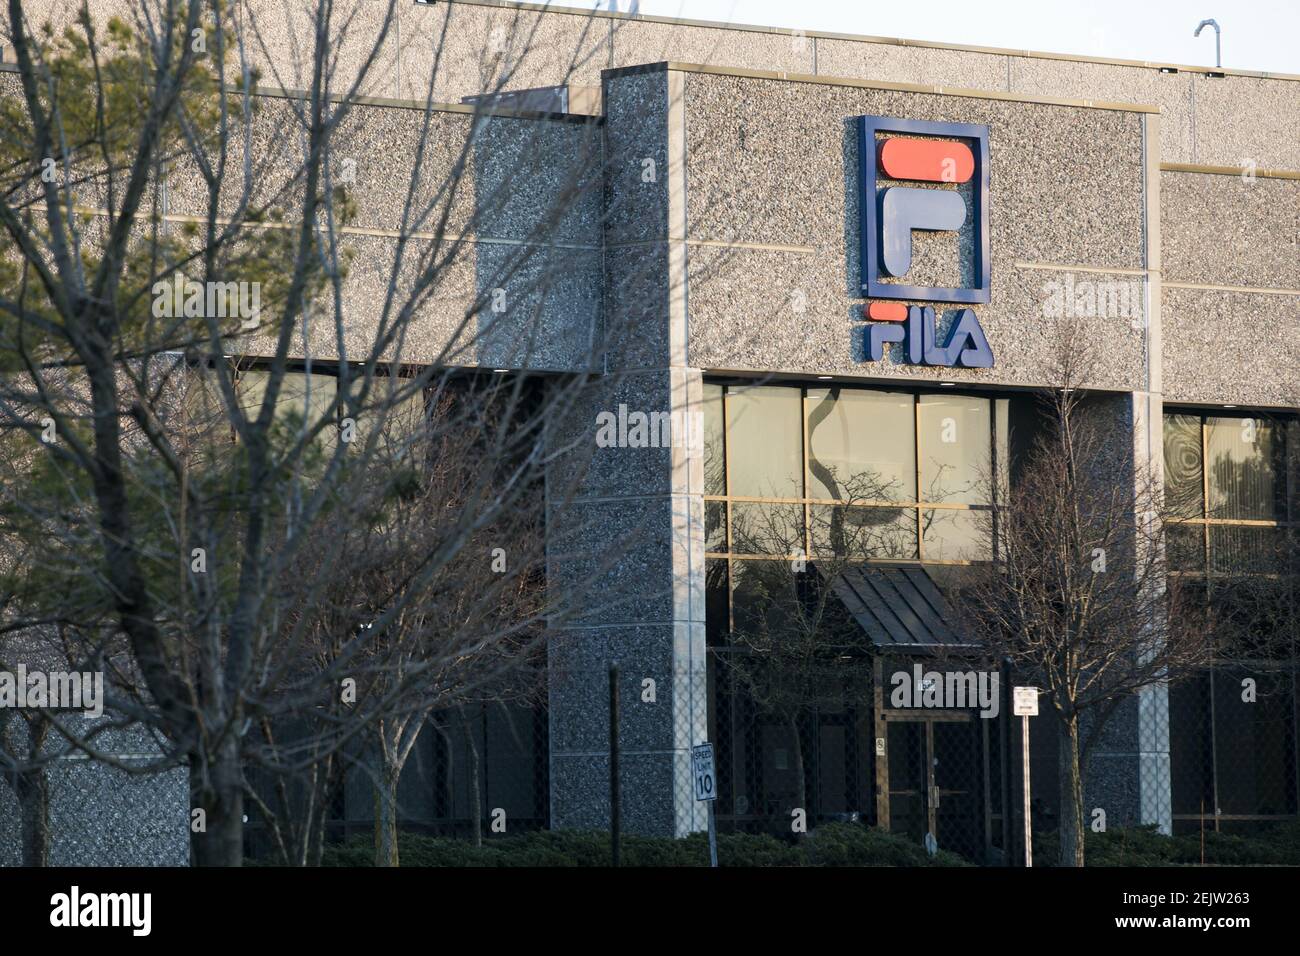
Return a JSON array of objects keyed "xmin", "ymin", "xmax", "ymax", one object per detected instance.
[
  {"xmin": 865, "ymin": 301, "xmax": 908, "ymax": 322},
  {"xmin": 880, "ymin": 138, "xmax": 974, "ymax": 184}
]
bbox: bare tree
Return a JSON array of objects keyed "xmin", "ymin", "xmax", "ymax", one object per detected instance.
[
  {"xmin": 262, "ymin": 385, "xmax": 548, "ymax": 866},
  {"xmin": 0, "ymin": 1, "xmax": 660, "ymax": 865},
  {"xmin": 959, "ymin": 327, "xmax": 1210, "ymax": 866}
]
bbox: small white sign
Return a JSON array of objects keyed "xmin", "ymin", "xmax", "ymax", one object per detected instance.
[
  {"xmin": 1013, "ymin": 686, "xmax": 1039, "ymax": 717},
  {"xmin": 692, "ymin": 743, "xmax": 717, "ymax": 802}
]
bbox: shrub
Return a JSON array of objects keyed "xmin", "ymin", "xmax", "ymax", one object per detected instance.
[
  {"xmin": 1032, "ymin": 822, "xmax": 1300, "ymax": 866},
  {"xmin": 803, "ymin": 822, "xmax": 971, "ymax": 867},
  {"xmin": 317, "ymin": 822, "xmax": 970, "ymax": 867}
]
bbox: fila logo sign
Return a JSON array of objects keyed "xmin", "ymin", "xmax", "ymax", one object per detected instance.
[{"xmin": 858, "ymin": 116, "xmax": 993, "ymax": 368}]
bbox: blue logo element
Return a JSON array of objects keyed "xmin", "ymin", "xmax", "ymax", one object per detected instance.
[
  {"xmin": 866, "ymin": 306, "xmax": 994, "ymax": 368},
  {"xmin": 858, "ymin": 116, "xmax": 991, "ymax": 304}
]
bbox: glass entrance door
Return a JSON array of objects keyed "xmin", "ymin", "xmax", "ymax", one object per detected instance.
[{"xmin": 885, "ymin": 716, "xmax": 985, "ymax": 860}]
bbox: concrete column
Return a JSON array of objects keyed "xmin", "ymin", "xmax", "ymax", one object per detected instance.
[
  {"xmin": 1075, "ymin": 390, "xmax": 1171, "ymax": 834},
  {"xmin": 545, "ymin": 67, "xmax": 708, "ymax": 836}
]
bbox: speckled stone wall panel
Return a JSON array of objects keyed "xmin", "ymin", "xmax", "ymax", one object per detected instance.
[
  {"xmin": 1191, "ymin": 74, "xmax": 1300, "ymax": 171},
  {"xmin": 603, "ymin": 70, "xmax": 672, "ymax": 246},
  {"xmin": 609, "ymin": 17, "xmax": 814, "ymax": 75},
  {"xmin": 0, "ymin": 760, "xmax": 189, "ymax": 866},
  {"xmin": 1009, "ymin": 57, "xmax": 1193, "ymax": 163},
  {"xmin": 679, "ymin": 72, "xmax": 1149, "ymax": 387},
  {"xmin": 46, "ymin": 762, "xmax": 190, "ymax": 866},
  {"xmin": 547, "ymin": 370, "xmax": 684, "ymax": 501},
  {"xmin": 166, "ymin": 96, "xmax": 601, "ymax": 240},
  {"xmin": 1161, "ymin": 171, "xmax": 1299, "ymax": 289},
  {"xmin": 235, "ymin": 230, "xmax": 601, "ymax": 371},
  {"xmin": 682, "ymin": 73, "xmax": 1145, "ymax": 263},
  {"xmin": 4, "ymin": 0, "xmax": 157, "ymax": 50},
  {"xmin": 548, "ymin": 68, "xmax": 706, "ymax": 832},
  {"xmin": 165, "ymin": 97, "xmax": 603, "ymax": 372},
  {"xmin": 550, "ymin": 751, "xmax": 703, "ymax": 834},
  {"xmin": 815, "ymin": 38, "xmax": 1010, "ymax": 93},
  {"xmin": 549, "ymin": 626, "xmax": 698, "ymax": 754},
  {"xmin": 10, "ymin": 1, "xmax": 1296, "ymax": 180},
  {"xmin": 399, "ymin": 0, "xmax": 610, "ymax": 105},
  {"xmin": 546, "ymin": 493, "xmax": 701, "ymax": 629},
  {"xmin": 1072, "ymin": 393, "xmax": 1172, "ymax": 832},
  {"xmin": 1163, "ymin": 286, "xmax": 1300, "ymax": 406},
  {"xmin": 686, "ymin": 243, "xmax": 1148, "ymax": 391},
  {"xmin": 238, "ymin": 0, "xmax": 400, "ymax": 99},
  {"xmin": 601, "ymin": 243, "xmax": 677, "ymax": 371}
]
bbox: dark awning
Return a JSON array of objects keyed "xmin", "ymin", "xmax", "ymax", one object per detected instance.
[{"xmin": 830, "ymin": 565, "xmax": 976, "ymax": 649}]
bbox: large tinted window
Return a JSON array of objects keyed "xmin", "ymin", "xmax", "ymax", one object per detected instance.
[
  {"xmin": 706, "ymin": 383, "xmax": 1004, "ymax": 564},
  {"xmin": 918, "ymin": 395, "xmax": 990, "ymax": 506},
  {"xmin": 1206, "ymin": 416, "xmax": 1284, "ymax": 521},
  {"xmin": 726, "ymin": 384, "xmax": 802, "ymax": 499}
]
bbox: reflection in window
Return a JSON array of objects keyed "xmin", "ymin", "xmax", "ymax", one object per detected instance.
[
  {"xmin": 1163, "ymin": 411, "xmax": 1294, "ymax": 573},
  {"xmin": 1210, "ymin": 525, "xmax": 1284, "ymax": 575},
  {"xmin": 1206, "ymin": 417, "xmax": 1283, "ymax": 521},
  {"xmin": 703, "ymin": 384, "xmax": 726, "ymax": 497},
  {"xmin": 236, "ymin": 370, "xmax": 339, "ymax": 452},
  {"xmin": 810, "ymin": 506, "xmax": 917, "ymax": 560},
  {"xmin": 1163, "ymin": 410, "xmax": 1298, "ymax": 827},
  {"xmin": 921, "ymin": 509, "xmax": 990, "ymax": 562},
  {"xmin": 806, "ymin": 389, "xmax": 914, "ymax": 502},
  {"xmin": 706, "ymin": 383, "xmax": 1005, "ymax": 565},
  {"xmin": 1163, "ymin": 413, "xmax": 1204, "ymax": 519},
  {"xmin": 918, "ymin": 396, "xmax": 991, "ymax": 506},
  {"xmin": 730, "ymin": 502, "xmax": 804, "ymax": 556}
]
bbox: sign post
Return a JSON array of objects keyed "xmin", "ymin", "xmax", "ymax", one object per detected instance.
[
  {"xmin": 691, "ymin": 742, "xmax": 718, "ymax": 867},
  {"xmin": 1012, "ymin": 687, "xmax": 1039, "ymax": 868}
]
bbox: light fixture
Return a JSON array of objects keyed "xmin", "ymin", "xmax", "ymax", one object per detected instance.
[
  {"xmin": 1194, "ymin": 19, "xmax": 1221, "ymax": 70},
  {"xmin": 940, "ymin": 381, "xmax": 956, "ymax": 387},
  {"xmin": 1223, "ymin": 404, "xmax": 1237, "ymax": 409},
  {"xmin": 1159, "ymin": 66, "xmax": 1179, "ymax": 74},
  {"xmin": 816, "ymin": 375, "xmax": 833, "ymax": 380}
]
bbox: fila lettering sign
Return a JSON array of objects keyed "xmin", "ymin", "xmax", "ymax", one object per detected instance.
[{"xmin": 858, "ymin": 116, "xmax": 994, "ymax": 369}]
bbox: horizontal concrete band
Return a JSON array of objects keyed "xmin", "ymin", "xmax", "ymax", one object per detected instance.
[
  {"xmin": 607, "ymin": 61, "xmax": 1162, "ymax": 113},
  {"xmin": 1161, "ymin": 162, "xmax": 1300, "ymax": 181},
  {"xmin": 0, "ymin": 64, "xmax": 601, "ymax": 123},
  {"xmin": 453, "ymin": 0, "xmax": 1300, "ymax": 82},
  {"xmin": 29, "ymin": 206, "xmax": 602, "ymax": 251}
]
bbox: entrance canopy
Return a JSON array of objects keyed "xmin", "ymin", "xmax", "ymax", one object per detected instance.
[{"xmin": 830, "ymin": 565, "xmax": 977, "ymax": 650}]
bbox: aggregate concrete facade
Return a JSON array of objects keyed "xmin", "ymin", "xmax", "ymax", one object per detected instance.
[{"xmin": 2, "ymin": 0, "xmax": 1297, "ymax": 859}]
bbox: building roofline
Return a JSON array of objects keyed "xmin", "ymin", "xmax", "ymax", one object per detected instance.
[
  {"xmin": 0, "ymin": 63, "xmax": 601, "ymax": 122},
  {"xmin": 605, "ymin": 61, "xmax": 1161, "ymax": 113},
  {"xmin": 446, "ymin": 0, "xmax": 1300, "ymax": 83}
]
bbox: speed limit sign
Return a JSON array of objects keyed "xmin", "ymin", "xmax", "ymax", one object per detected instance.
[{"xmin": 691, "ymin": 743, "xmax": 717, "ymax": 802}]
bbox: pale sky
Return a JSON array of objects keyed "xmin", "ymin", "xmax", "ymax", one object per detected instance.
[{"xmin": 560, "ymin": 0, "xmax": 1300, "ymax": 74}]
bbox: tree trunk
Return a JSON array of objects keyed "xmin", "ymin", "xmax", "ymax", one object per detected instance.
[
  {"xmin": 373, "ymin": 759, "xmax": 401, "ymax": 867},
  {"xmin": 13, "ymin": 720, "xmax": 51, "ymax": 867},
  {"xmin": 465, "ymin": 719, "xmax": 482, "ymax": 847},
  {"xmin": 789, "ymin": 714, "xmax": 807, "ymax": 826},
  {"xmin": 1058, "ymin": 714, "xmax": 1086, "ymax": 867},
  {"xmin": 191, "ymin": 739, "xmax": 245, "ymax": 867},
  {"xmin": 15, "ymin": 765, "xmax": 50, "ymax": 867}
]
